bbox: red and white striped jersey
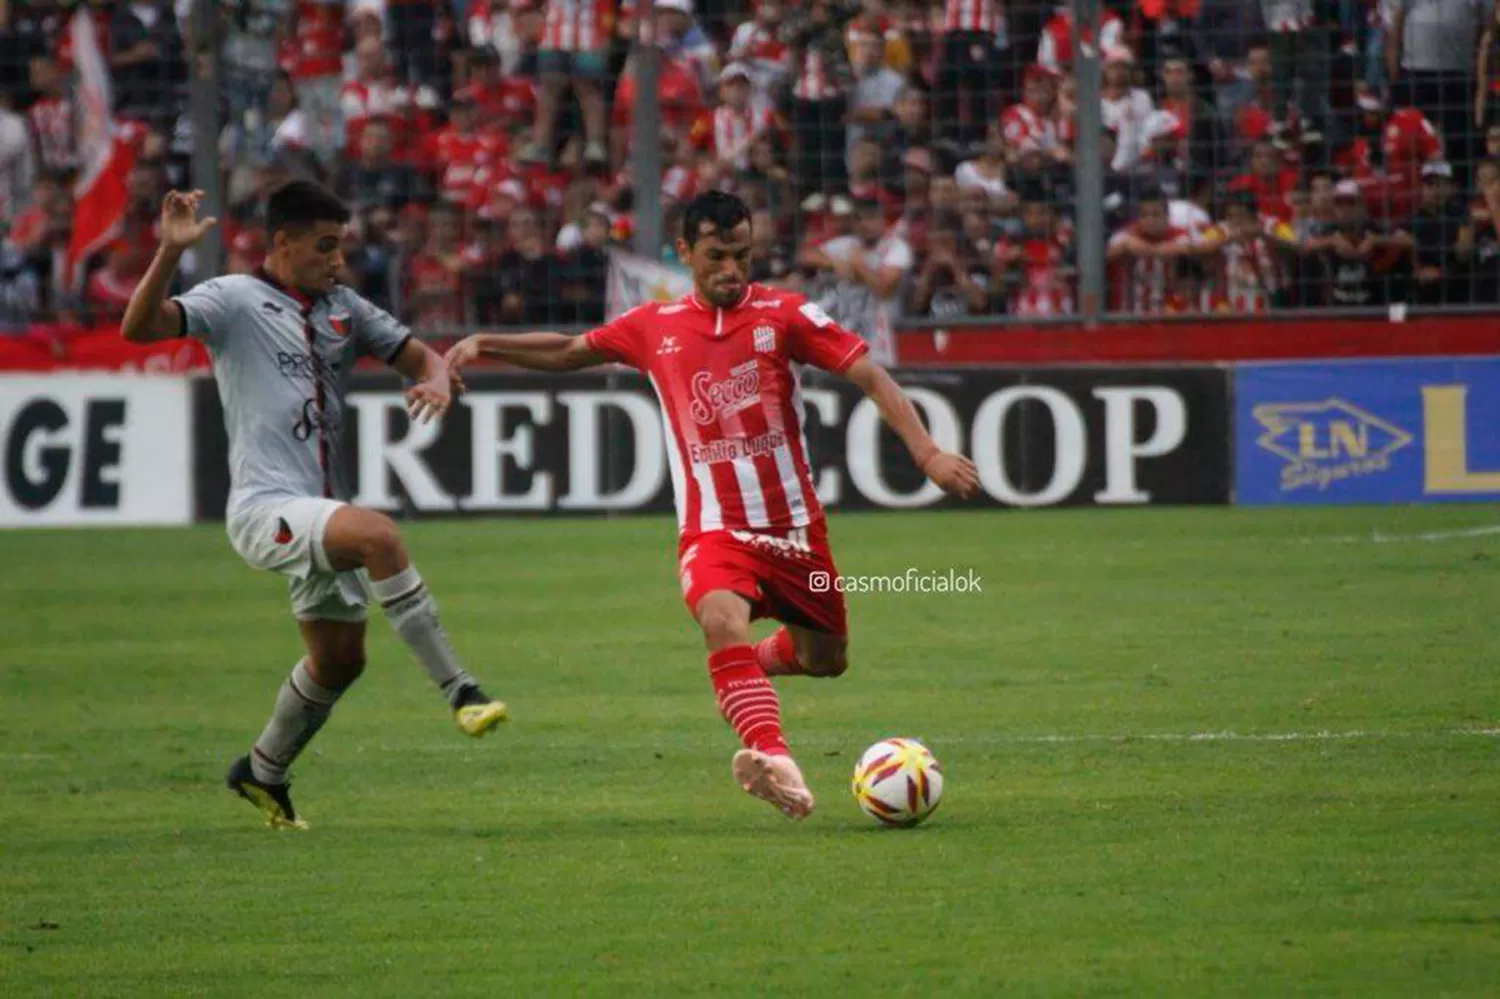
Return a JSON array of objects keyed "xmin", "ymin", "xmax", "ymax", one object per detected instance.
[
  {"xmin": 995, "ymin": 235, "xmax": 1076, "ymax": 318},
  {"xmin": 585, "ymin": 288, "xmax": 869, "ymax": 542},
  {"xmin": 692, "ymin": 105, "xmax": 778, "ymax": 170},
  {"xmin": 793, "ymin": 48, "xmax": 842, "ymax": 101},
  {"xmin": 1208, "ymin": 220, "xmax": 1291, "ymax": 314},
  {"xmin": 1037, "ymin": 8, "xmax": 1124, "ymax": 73},
  {"xmin": 422, "ymin": 128, "xmax": 509, "ymax": 204},
  {"xmin": 1000, "ymin": 102, "xmax": 1058, "ymax": 155},
  {"xmin": 1107, "ymin": 223, "xmax": 1192, "ymax": 315},
  {"xmin": 942, "ymin": 0, "xmax": 1001, "ymax": 33},
  {"xmin": 542, "ymin": 0, "xmax": 614, "ymax": 52},
  {"xmin": 339, "ymin": 78, "xmax": 438, "ymax": 158}
]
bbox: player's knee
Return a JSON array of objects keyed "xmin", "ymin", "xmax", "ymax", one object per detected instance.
[
  {"xmin": 803, "ymin": 645, "xmax": 848, "ymax": 678},
  {"xmin": 308, "ymin": 655, "xmax": 365, "ymax": 689},
  {"xmin": 698, "ymin": 607, "xmax": 749, "ymax": 649},
  {"xmin": 358, "ymin": 515, "xmax": 406, "ymax": 565}
]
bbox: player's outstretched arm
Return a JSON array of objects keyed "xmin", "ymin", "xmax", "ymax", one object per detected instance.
[
  {"xmin": 121, "ymin": 190, "xmax": 218, "ymax": 343},
  {"xmin": 842, "ymin": 356, "xmax": 980, "ymax": 499},
  {"xmin": 389, "ymin": 337, "xmax": 454, "ymax": 425},
  {"xmin": 445, "ymin": 332, "xmax": 607, "ymax": 382}
]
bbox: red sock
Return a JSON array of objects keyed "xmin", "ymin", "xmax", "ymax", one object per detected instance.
[
  {"xmin": 708, "ymin": 645, "xmax": 789, "ymax": 756},
  {"xmin": 754, "ymin": 627, "xmax": 798, "ymax": 674}
]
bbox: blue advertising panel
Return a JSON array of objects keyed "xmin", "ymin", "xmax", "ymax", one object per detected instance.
[{"xmin": 1235, "ymin": 359, "xmax": 1500, "ymax": 505}]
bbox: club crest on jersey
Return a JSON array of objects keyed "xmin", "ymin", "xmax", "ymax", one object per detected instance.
[
  {"xmin": 657, "ymin": 335, "xmax": 682, "ymax": 355},
  {"xmin": 328, "ymin": 311, "xmax": 350, "ymax": 337},
  {"xmin": 689, "ymin": 361, "xmax": 760, "ymax": 426},
  {"xmin": 273, "ymin": 518, "xmax": 294, "ymax": 545},
  {"xmin": 753, "ymin": 324, "xmax": 776, "ymax": 354}
]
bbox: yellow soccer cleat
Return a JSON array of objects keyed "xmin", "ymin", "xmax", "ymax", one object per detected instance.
[
  {"xmin": 226, "ymin": 755, "xmax": 309, "ymax": 830},
  {"xmin": 455, "ymin": 698, "xmax": 508, "ymax": 737}
]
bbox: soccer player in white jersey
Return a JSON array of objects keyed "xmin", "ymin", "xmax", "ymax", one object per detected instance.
[
  {"xmin": 444, "ymin": 191, "xmax": 980, "ymax": 819},
  {"xmin": 121, "ymin": 182, "xmax": 506, "ymax": 829}
]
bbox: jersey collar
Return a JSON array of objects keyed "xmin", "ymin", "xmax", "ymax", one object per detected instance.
[{"xmin": 253, "ymin": 267, "xmax": 317, "ymax": 310}]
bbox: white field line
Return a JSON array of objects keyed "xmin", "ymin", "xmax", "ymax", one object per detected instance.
[{"xmin": 1293, "ymin": 524, "xmax": 1500, "ymax": 546}]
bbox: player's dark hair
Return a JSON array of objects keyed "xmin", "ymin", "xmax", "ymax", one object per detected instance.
[
  {"xmin": 681, "ymin": 190, "xmax": 751, "ymax": 246},
  {"xmin": 266, "ymin": 180, "xmax": 351, "ymax": 236}
]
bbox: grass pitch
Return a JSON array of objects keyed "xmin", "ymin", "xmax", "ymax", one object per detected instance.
[{"xmin": 2, "ymin": 507, "xmax": 1499, "ymax": 996}]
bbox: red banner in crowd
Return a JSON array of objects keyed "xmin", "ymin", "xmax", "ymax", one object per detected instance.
[{"xmin": 0, "ymin": 327, "xmax": 209, "ymax": 373}]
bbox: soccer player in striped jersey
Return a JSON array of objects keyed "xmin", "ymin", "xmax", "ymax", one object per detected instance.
[
  {"xmin": 121, "ymin": 182, "xmax": 507, "ymax": 829},
  {"xmin": 445, "ymin": 190, "xmax": 979, "ymax": 820}
]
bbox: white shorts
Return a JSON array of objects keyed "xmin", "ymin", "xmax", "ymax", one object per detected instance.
[{"xmin": 226, "ymin": 496, "xmax": 369, "ymax": 623}]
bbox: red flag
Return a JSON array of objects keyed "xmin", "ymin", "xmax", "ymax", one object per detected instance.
[{"xmin": 66, "ymin": 9, "xmax": 137, "ymax": 292}]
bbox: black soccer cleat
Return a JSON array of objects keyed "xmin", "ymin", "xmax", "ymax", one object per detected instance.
[{"xmin": 225, "ymin": 754, "xmax": 308, "ymax": 830}]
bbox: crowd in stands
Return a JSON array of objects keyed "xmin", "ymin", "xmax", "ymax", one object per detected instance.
[{"xmin": 4, "ymin": 1, "xmax": 1500, "ymax": 337}]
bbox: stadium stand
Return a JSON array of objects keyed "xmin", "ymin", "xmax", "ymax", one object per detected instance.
[{"xmin": 2, "ymin": 1, "xmax": 1499, "ymax": 336}]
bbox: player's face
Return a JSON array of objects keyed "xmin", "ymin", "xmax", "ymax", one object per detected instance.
[
  {"xmin": 681, "ymin": 221, "xmax": 753, "ymax": 307},
  {"xmin": 279, "ymin": 221, "xmax": 347, "ymax": 295}
]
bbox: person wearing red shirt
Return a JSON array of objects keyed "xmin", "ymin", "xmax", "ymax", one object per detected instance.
[
  {"xmin": 611, "ymin": 51, "xmax": 706, "ymax": 165},
  {"xmin": 422, "ymin": 88, "xmax": 509, "ymax": 206},
  {"xmin": 404, "ymin": 203, "xmax": 469, "ymax": 328},
  {"xmin": 1106, "ymin": 190, "xmax": 1199, "ymax": 314},
  {"xmin": 1036, "ymin": 3, "xmax": 1124, "ymax": 75},
  {"xmin": 464, "ymin": 48, "xmax": 537, "ymax": 134},
  {"xmin": 280, "ymin": 0, "xmax": 346, "ymax": 158},
  {"xmin": 993, "ymin": 197, "xmax": 1076, "ymax": 318},
  {"xmin": 443, "ymin": 190, "xmax": 979, "ymax": 820},
  {"xmin": 340, "ymin": 35, "xmax": 438, "ymax": 164},
  {"xmin": 1228, "ymin": 139, "xmax": 1299, "ymax": 224},
  {"xmin": 1000, "ymin": 65, "xmax": 1063, "ymax": 166}
]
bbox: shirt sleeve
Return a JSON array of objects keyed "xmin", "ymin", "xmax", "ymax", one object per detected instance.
[
  {"xmin": 583, "ymin": 308, "xmax": 646, "ymax": 369},
  {"xmin": 785, "ymin": 297, "xmax": 869, "ymax": 374},
  {"xmin": 348, "ymin": 292, "xmax": 414, "ymax": 363},
  {"xmin": 171, "ymin": 277, "xmax": 237, "ymax": 348}
]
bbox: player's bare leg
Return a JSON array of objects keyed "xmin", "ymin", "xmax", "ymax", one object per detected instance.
[
  {"xmin": 696, "ymin": 590, "xmax": 815, "ymax": 819},
  {"xmin": 755, "ymin": 624, "xmax": 848, "ymax": 678},
  {"xmin": 322, "ymin": 506, "xmax": 507, "ymax": 735},
  {"xmin": 228, "ymin": 619, "xmax": 366, "ymax": 829}
]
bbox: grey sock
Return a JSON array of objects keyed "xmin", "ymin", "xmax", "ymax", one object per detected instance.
[
  {"xmin": 250, "ymin": 659, "xmax": 345, "ymax": 785},
  {"xmin": 369, "ymin": 566, "xmax": 476, "ymax": 708}
]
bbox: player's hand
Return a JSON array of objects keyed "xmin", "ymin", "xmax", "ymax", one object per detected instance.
[
  {"xmin": 160, "ymin": 190, "xmax": 217, "ymax": 251},
  {"xmin": 406, "ymin": 378, "xmax": 451, "ymax": 425},
  {"xmin": 922, "ymin": 451, "xmax": 980, "ymax": 499},
  {"xmin": 443, "ymin": 335, "xmax": 482, "ymax": 394}
]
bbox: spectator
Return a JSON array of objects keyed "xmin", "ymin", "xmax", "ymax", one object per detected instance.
[
  {"xmin": 26, "ymin": 53, "xmax": 73, "ymax": 174},
  {"xmin": 1229, "ymin": 138, "xmax": 1298, "ymax": 224},
  {"xmin": 993, "ymin": 194, "xmax": 1076, "ymax": 318},
  {"xmin": 1259, "ymin": 1, "xmax": 1331, "ymax": 144},
  {"xmin": 798, "ymin": 196, "xmax": 911, "ymax": 364},
  {"xmin": 464, "ymin": 47, "xmax": 537, "ymax": 135},
  {"xmin": 341, "ymin": 33, "xmax": 438, "ymax": 165},
  {"xmin": 1387, "ymin": 0, "xmax": 1486, "ymax": 175},
  {"xmin": 384, "ymin": 0, "xmax": 445, "ymax": 87},
  {"xmin": 1000, "ymin": 65, "xmax": 1063, "ymax": 168},
  {"xmin": 656, "ymin": 0, "xmax": 720, "ymax": 95},
  {"xmin": 846, "ymin": 135, "xmax": 900, "ymax": 217},
  {"xmin": 280, "ymin": 0, "xmax": 346, "ymax": 159},
  {"xmin": 488, "ymin": 208, "xmax": 556, "ymax": 324},
  {"xmin": 734, "ymin": 133, "xmax": 798, "ymax": 218},
  {"xmin": 0, "ymin": 89, "xmax": 34, "ymax": 220},
  {"xmin": 883, "ymin": 83, "xmax": 933, "ymax": 188},
  {"xmin": 934, "ymin": 0, "xmax": 1003, "ymax": 147},
  {"xmin": 727, "ymin": 0, "xmax": 792, "ymax": 114},
  {"xmin": 1217, "ymin": 42, "xmax": 1275, "ymax": 155},
  {"xmin": 695, "ymin": 63, "xmax": 780, "ymax": 181},
  {"xmin": 110, "ymin": 1, "xmax": 186, "ymax": 129},
  {"xmin": 906, "ymin": 217, "xmax": 989, "ymax": 320},
  {"xmin": 524, "ymin": 0, "xmax": 612, "ymax": 167},
  {"xmin": 1313, "ymin": 178, "xmax": 1412, "ymax": 306},
  {"xmin": 1106, "ymin": 189, "xmax": 1197, "ymax": 314},
  {"xmin": 84, "ymin": 232, "xmax": 153, "ymax": 321},
  {"xmin": 338, "ymin": 118, "xmax": 425, "ymax": 212},
  {"xmin": 1158, "ymin": 54, "xmax": 1226, "ymax": 172},
  {"xmin": 556, "ymin": 202, "xmax": 610, "ymax": 322},
  {"xmin": 467, "ymin": 0, "xmax": 535, "ymax": 75},
  {"xmin": 1101, "ymin": 47, "xmax": 1155, "ymax": 171},
  {"xmin": 788, "ymin": 0, "xmax": 854, "ymax": 198},
  {"xmin": 748, "ymin": 205, "xmax": 795, "ymax": 284},
  {"xmin": 1037, "ymin": 3, "xmax": 1125, "ymax": 76},
  {"xmin": 1199, "ymin": 191, "xmax": 1295, "ymax": 313},
  {"xmin": 424, "ymin": 86, "xmax": 508, "ymax": 209},
  {"xmin": 403, "ymin": 201, "xmax": 469, "ymax": 327},
  {"xmin": 1410, "ymin": 160, "xmax": 1464, "ymax": 303},
  {"xmin": 845, "ymin": 29, "xmax": 905, "ymax": 163},
  {"xmin": 1460, "ymin": 158, "xmax": 1500, "ymax": 300}
]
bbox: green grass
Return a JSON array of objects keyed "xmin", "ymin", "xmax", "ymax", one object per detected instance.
[{"xmin": 3, "ymin": 507, "xmax": 1499, "ymax": 997}]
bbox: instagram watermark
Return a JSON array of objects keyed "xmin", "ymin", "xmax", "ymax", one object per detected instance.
[{"xmin": 809, "ymin": 568, "xmax": 984, "ymax": 595}]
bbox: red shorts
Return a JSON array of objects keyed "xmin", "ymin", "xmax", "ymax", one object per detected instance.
[{"xmin": 678, "ymin": 522, "xmax": 848, "ymax": 637}]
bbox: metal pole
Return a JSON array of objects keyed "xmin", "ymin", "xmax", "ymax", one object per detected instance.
[
  {"xmin": 1072, "ymin": 0, "xmax": 1105, "ymax": 325},
  {"xmin": 631, "ymin": 0, "xmax": 663, "ymax": 260},
  {"xmin": 190, "ymin": 0, "xmax": 224, "ymax": 283}
]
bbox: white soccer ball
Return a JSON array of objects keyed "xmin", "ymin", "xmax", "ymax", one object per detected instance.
[{"xmin": 851, "ymin": 737, "xmax": 943, "ymax": 827}]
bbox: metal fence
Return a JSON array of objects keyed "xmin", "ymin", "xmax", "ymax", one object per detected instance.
[{"xmin": 3, "ymin": 1, "xmax": 1499, "ymax": 339}]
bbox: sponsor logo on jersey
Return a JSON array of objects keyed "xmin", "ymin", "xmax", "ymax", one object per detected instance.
[
  {"xmin": 753, "ymin": 324, "xmax": 776, "ymax": 354},
  {"xmin": 729, "ymin": 527, "xmax": 813, "ymax": 559},
  {"xmin": 277, "ymin": 351, "xmax": 317, "ymax": 378},
  {"xmin": 261, "ymin": 301, "xmax": 285, "ymax": 315},
  {"xmin": 1252, "ymin": 398, "xmax": 1412, "ymax": 492},
  {"xmin": 689, "ymin": 360, "xmax": 760, "ymax": 426},
  {"xmin": 689, "ymin": 429, "xmax": 787, "ymax": 465},
  {"xmin": 748, "ymin": 298, "xmax": 783, "ymax": 310},
  {"xmin": 798, "ymin": 302, "xmax": 834, "ymax": 327}
]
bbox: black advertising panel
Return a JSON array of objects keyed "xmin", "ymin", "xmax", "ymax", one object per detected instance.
[{"xmin": 192, "ymin": 367, "xmax": 1230, "ymax": 519}]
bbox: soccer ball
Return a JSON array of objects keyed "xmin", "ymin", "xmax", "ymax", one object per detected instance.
[{"xmin": 851, "ymin": 738, "xmax": 943, "ymax": 827}]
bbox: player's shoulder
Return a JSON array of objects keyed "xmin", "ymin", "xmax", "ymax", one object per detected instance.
[{"xmin": 327, "ymin": 284, "xmax": 375, "ymax": 313}]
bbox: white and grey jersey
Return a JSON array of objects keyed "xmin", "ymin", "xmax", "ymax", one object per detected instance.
[{"xmin": 174, "ymin": 271, "xmax": 411, "ymax": 515}]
